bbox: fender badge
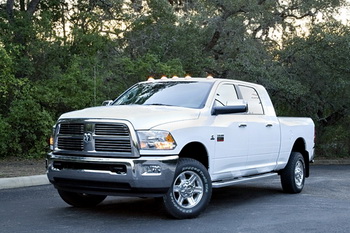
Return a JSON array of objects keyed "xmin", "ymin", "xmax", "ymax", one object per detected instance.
[{"xmin": 217, "ymin": 134, "xmax": 224, "ymax": 142}]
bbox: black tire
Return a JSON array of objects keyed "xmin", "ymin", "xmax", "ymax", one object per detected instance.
[
  {"xmin": 280, "ymin": 152, "xmax": 305, "ymax": 194},
  {"xmin": 163, "ymin": 158, "xmax": 212, "ymax": 219},
  {"xmin": 58, "ymin": 189, "xmax": 107, "ymax": 208}
]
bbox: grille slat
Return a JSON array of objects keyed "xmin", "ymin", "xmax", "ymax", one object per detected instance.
[
  {"xmin": 58, "ymin": 138, "xmax": 83, "ymax": 151},
  {"xmin": 95, "ymin": 139, "xmax": 132, "ymax": 152},
  {"xmin": 95, "ymin": 124, "xmax": 129, "ymax": 136},
  {"xmin": 59, "ymin": 123, "xmax": 84, "ymax": 134}
]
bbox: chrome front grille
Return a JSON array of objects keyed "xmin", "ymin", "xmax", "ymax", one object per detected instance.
[{"xmin": 55, "ymin": 120, "xmax": 136, "ymax": 157}]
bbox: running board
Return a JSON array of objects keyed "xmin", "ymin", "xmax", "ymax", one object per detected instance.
[{"xmin": 212, "ymin": 173, "xmax": 278, "ymax": 188}]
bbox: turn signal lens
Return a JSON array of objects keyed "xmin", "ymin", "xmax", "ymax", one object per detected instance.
[{"xmin": 49, "ymin": 136, "xmax": 54, "ymax": 150}]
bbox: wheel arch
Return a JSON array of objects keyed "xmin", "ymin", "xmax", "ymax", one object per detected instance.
[
  {"xmin": 291, "ymin": 137, "xmax": 310, "ymax": 177},
  {"xmin": 178, "ymin": 142, "xmax": 209, "ymax": 169}
]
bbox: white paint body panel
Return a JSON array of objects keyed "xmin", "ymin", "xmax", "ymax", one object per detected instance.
[{"xmin": 58, "ymin": 78, "xmax": 315, "ymax": 182}]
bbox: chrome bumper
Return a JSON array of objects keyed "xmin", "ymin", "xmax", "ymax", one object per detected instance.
[{"xmin": 47, "ymin": 153, "xmax": 178, "ymax": 197}]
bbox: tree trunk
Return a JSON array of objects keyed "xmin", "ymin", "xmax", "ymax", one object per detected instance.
[
  {"xmin": 27, "ymin": 0, "xmax": 41, "ymax": 17},
  {"xmin": 6, "ymin": 0, "xmax": 41, "ymax": 18},
  {"xmin": 6, "ymin": 0, "xmax": 14, "ymax": 21}
]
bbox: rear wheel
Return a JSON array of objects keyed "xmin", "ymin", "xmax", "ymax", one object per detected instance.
[
  {"xmin": 280, "ymin": 152, "xmax": 305, "ymax": 193},
  {"xmin": 163, "ymin": 158, "xmax": 212, "ymax": 219},
  {"xmin": 58, "ymin": 190, "xmax": 106, "ymax": 208}
]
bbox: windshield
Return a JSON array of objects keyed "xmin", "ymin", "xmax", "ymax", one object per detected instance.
[{"xmin": 113, "ymin": 81, "xmax": 213, "ymax": 109}]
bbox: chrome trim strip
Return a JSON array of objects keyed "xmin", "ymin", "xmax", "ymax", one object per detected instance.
[
  {"xmin": 212, "ymin": 173, "xmax": 278, "ymax": 188},
  {"xmin": 48, "ymin": 153, "xmax": 179, "ymax": 164}
]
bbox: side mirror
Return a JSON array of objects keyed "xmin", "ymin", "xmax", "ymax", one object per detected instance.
[
  {"xmin": 212, "ymin": 101, "xmax": 248, "ymax": 115},
  {"xmin": 102, "ymin": 100, "xmax": 113, "ymax": 106}
]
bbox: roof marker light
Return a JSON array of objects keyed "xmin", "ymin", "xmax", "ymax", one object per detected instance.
[
  {"xmin": 148, "ymin": 77, "xmax": 155, "ymax": 81},
  {"xmin": 161, "ymin": 76, "xmax": 168, "ymax": 80},
  {"xmin": 207, "ymin": 75, "xmax": 214, "ymax": 79},
  {"xmin": 185, "ymin": 75, "xmax": 192, "ymax": 79},
  {"xmin": 172, "ymin": 76, "xmax": 179, "ymax": 80}
]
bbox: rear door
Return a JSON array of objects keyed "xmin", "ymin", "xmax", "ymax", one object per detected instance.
[{"xmin": 237, "ymin": 85, "xmax": 280, "ymax": 174}]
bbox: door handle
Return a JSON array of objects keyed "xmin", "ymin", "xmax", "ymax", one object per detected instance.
[
  {"xmin": 266, "ymin": 124, "xmax": 273, "ymax": 127},
  {"xmin": 239, "ymin": 123, "xmax": 247, "ymax": 128}
]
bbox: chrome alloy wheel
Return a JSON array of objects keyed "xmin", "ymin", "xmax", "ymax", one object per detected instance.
[
  {"xmin": 294, "ymin": 160, "xmax": 304, "ymax": 189},
  {"xmin": 172, "ymin": 171, "xmax": 204, "ymax": 208}
]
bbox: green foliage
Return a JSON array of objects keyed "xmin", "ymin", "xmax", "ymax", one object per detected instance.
[
  {"xmin": 5, "ymin": 98, "xmax": 54, "ymax": 158},
  {"xmin": 0, "ymin": 45, "xmax": 53, "ymax": 157},
  {"xmin": 0, "ymin": 116, "xmax": 11, "ymax": 157},
  {"xmin": 0, "ymin": 0, "xmax": 349, "ymax": 158},
  {"xmin": 0, "ymin": 47, "xmax": 17, "ymax": 103},
  {"xmin": 318, "ymin": 118, "xmax": 350, "ymax": 158},
  {"xmin": 33, "ymin": 55, "xmax": 99, "ymax": 116},
  {"xmin": 276, "ymin": 21, "xmax": 350, "ymax": 157}
]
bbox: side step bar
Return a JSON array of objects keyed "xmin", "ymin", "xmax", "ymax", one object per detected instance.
[{"xmin": 212, "ymin": 173, "xmax": 278, "ymax": 188}]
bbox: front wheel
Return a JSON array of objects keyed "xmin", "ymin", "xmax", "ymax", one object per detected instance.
[
  {"xmin": 280, "ymin": 152, "xmax": 305, "ymax": 193},
  {"xmin": 163, "ymin": 158, "xmax": 212, "ymax": 219},
  {"xmin": 58, "ymin": 189, "xmax": 107, "ymax": 208}
]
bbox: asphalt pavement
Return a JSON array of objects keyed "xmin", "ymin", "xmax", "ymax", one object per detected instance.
[{"xmin": 1, "ymin": 165, "xmax": 350, "ymax": 233}]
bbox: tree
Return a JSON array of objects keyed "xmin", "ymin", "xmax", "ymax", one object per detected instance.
[
  {"xmin": 0, "ymin": 0, "xmax": 349, "ymax": 158},
  {"xmin": 277, "ymin": 21, "xmax": 350, "ymax": 157}
]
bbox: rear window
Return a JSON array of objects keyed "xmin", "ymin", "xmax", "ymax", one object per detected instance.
[{"xmin": 238, "ymin": 85, "xmax": 264, "ymax": 114}]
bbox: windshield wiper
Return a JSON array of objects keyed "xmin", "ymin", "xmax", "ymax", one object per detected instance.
[{"xmin": 144, "ymin": 103, "xmax": 175, "ymax": 107}]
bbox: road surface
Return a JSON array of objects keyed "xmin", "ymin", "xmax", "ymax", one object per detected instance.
[{"xmin": 0, "ymin": 165, "xmax": 349, "ymax": 233}]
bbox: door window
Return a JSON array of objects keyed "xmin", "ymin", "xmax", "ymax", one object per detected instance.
[
  {"xmin": 239, "ymin": 85, "xmax": 264, "ymax": 114},
  {"xmin": 215, "ymin": 84, "xmax": 238, "ymax": 106}
]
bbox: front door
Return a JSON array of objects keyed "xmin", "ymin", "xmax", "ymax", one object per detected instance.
[{"xmin": 211, "ymin": 83, "xmax": 250, "ymax": 181}]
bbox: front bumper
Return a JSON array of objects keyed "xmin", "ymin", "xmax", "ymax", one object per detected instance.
[{"xmin": 47, "ymin": 153, "xmax": 178, "ymax": 197}]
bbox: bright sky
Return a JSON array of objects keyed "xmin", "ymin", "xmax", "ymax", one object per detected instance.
[{"xmin": 336, "ymin": 2, "xmax": 350, "ymax": 24}]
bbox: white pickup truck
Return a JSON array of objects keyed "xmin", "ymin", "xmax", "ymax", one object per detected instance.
[{"xmin": 47, "ymin": 77, "xmax": 315, "ymax": 219}]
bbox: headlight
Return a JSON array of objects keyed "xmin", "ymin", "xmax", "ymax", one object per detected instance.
[{"xmin": 137, "ymin": 130, "xmax": 177, "ymax": 150}]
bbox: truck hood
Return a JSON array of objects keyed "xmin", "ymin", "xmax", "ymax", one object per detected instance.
[{"xmin": 59, "ymin": 105, "xmax": 200, "ymax": 129}]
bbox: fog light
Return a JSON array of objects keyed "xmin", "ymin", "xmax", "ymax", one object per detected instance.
[{"xmin": 143, "ymin": 165, "xmax": 162, "ymax": 175}]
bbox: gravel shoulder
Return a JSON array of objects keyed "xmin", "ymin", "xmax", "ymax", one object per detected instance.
[{"xmin": 0, "ymin": 157, "xmax": 46, "ymax": 178}]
